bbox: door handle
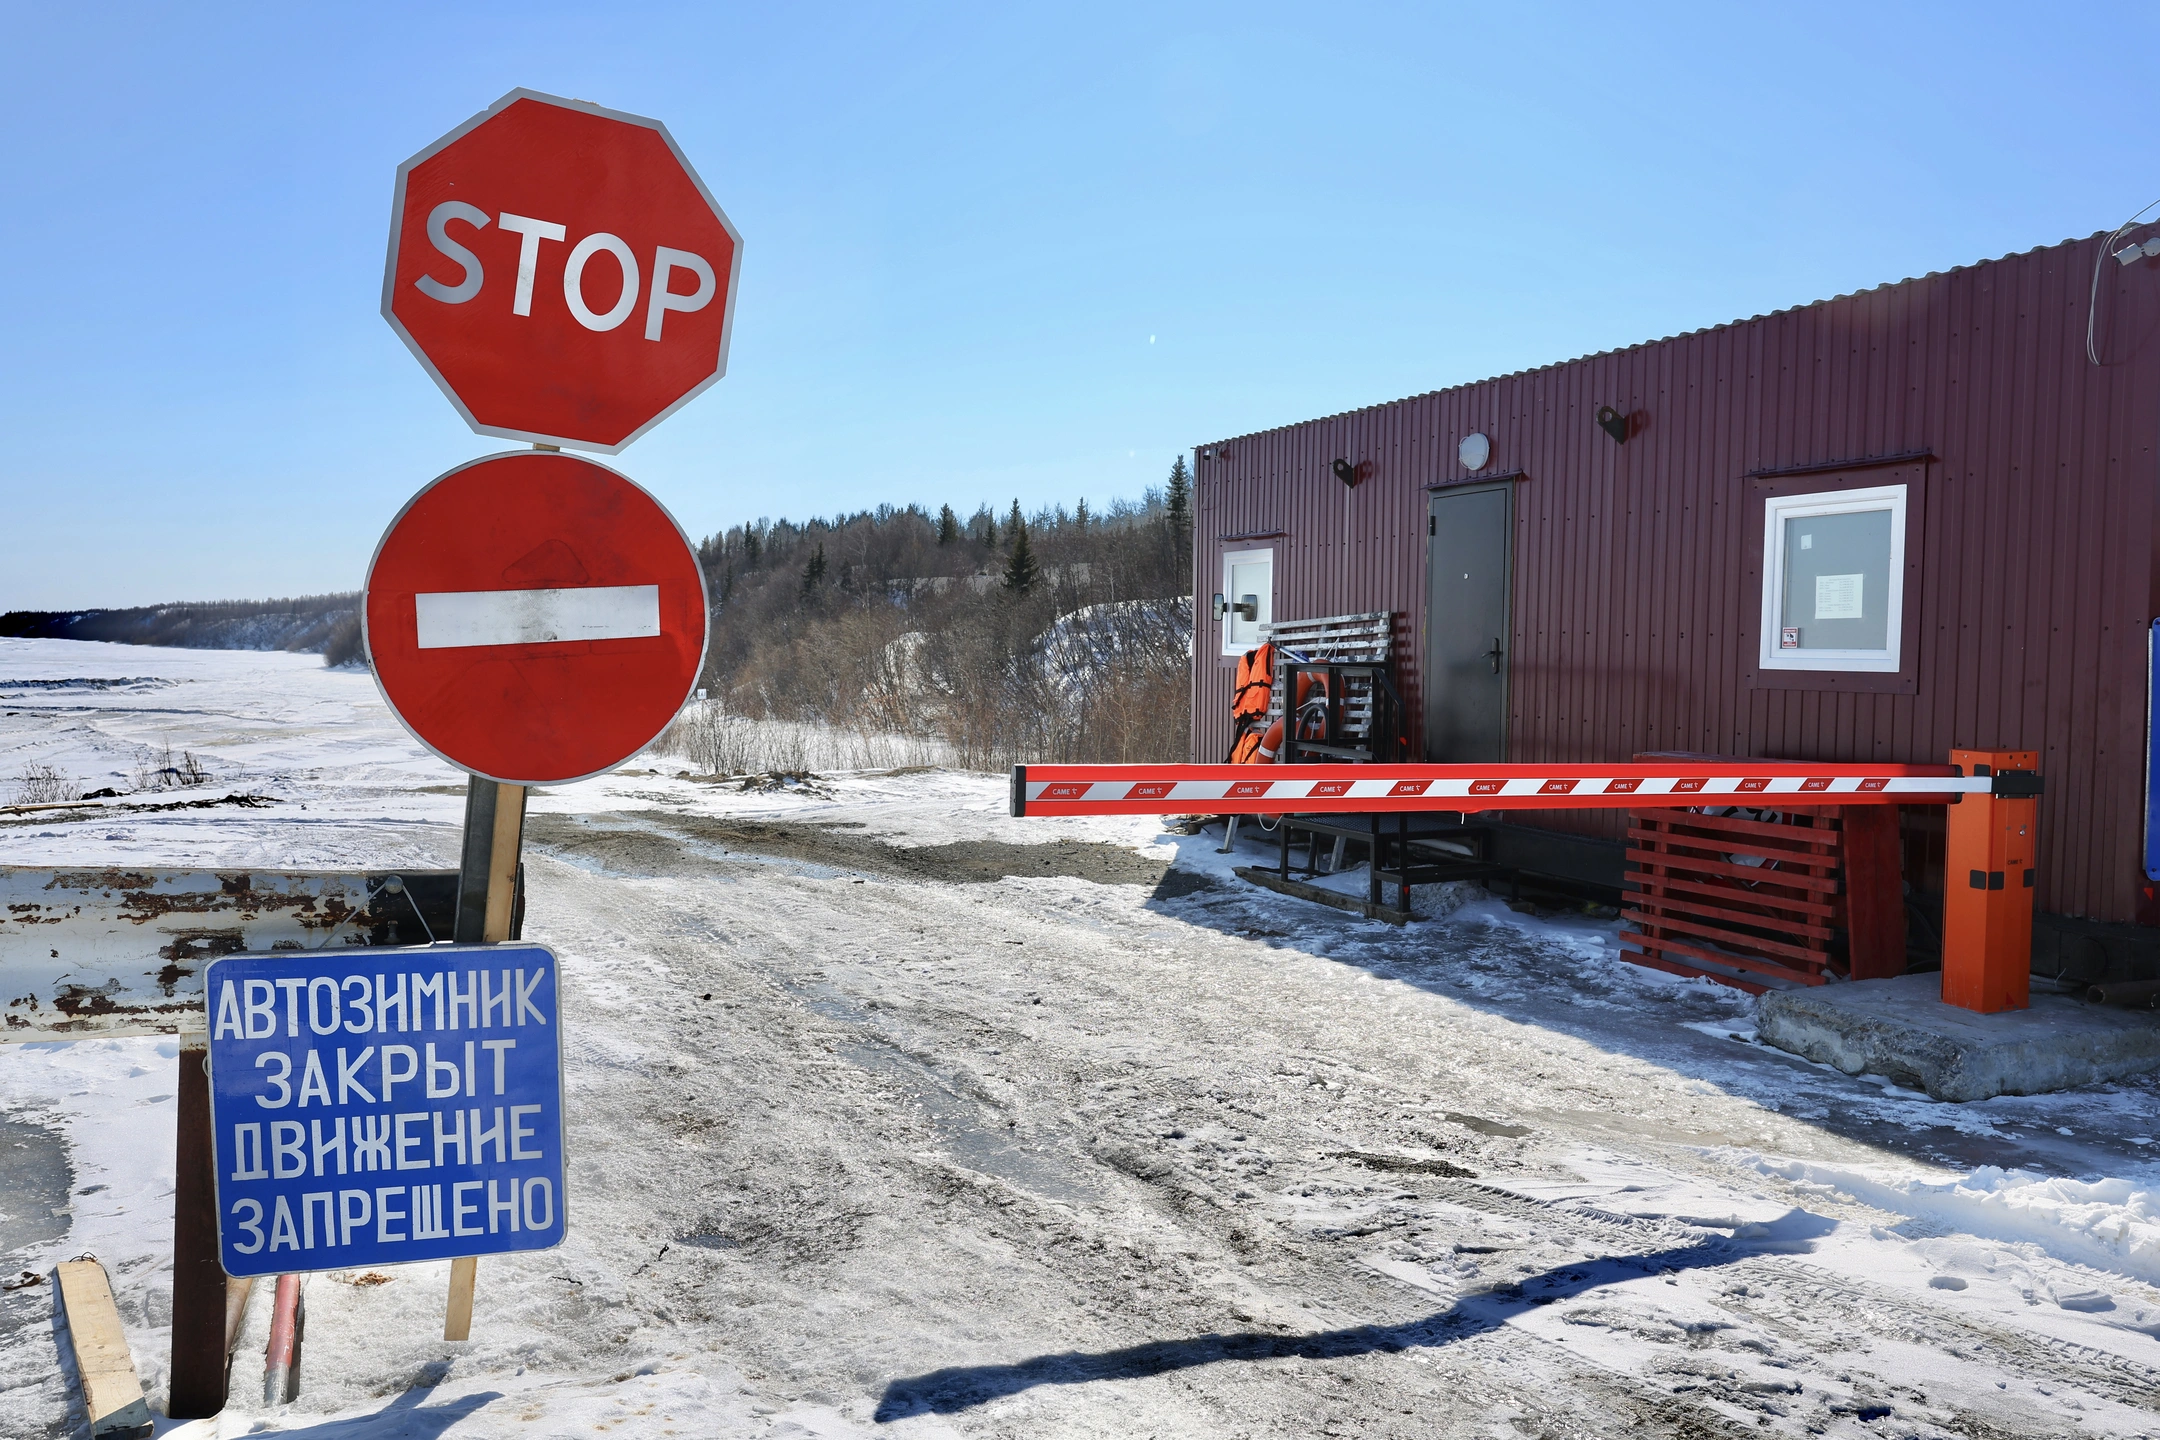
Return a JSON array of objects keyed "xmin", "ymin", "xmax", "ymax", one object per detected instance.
[{"xmin": 1484, "ymin": 637, "xmax": 1503, "ymax": 674}]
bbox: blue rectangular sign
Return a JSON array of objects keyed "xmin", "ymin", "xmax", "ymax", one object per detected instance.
[
  {"xmin": 2148, "ymin": 618, "xmax": 2160, "ymax": 883},
  {"xmin": 205, "ymin": 943, "xmax": 566, "ymax": 1278}
]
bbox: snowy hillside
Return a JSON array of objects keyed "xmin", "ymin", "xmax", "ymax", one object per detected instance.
[
  {"xmin": 1039, "ymin": 597, "xmax": 1192, "ymax": 691},
  {"xmin": 3, "ymin": 637, "xmax": 2160, "ymax": 1438}
]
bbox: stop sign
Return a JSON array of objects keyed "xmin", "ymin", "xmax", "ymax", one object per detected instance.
[
  {"xmin": 364, "ymin": 451, "xmax": 708, "ymax": 785},
  {"xmin": 382, "ymin": 89, "xmax": 743, "ymax": 453}
]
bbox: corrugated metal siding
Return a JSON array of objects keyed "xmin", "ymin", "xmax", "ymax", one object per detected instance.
[{"xmin": 1192, "ymin": 234, "xmax": 2160, "ymax": 923}]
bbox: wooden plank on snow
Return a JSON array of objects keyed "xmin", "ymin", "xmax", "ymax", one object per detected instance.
[{"xmin": 54, "ymin": 1259, "xmax": 151, "ymax": 1437}]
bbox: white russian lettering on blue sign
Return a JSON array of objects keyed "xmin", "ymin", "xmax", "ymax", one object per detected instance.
[{"xmin": 207, "ymin": 945, "xmax": 567, "ymax": 1277}]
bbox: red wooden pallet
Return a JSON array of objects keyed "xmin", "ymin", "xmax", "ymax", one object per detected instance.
[{"xmin": 1621, "ymin": 805, "xmax": 1903, "ymax": 994}]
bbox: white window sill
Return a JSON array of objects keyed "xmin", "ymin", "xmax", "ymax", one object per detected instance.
[{"xmin": 1758, "ymin": 652, "xmax": 1900, "ymax": 673}]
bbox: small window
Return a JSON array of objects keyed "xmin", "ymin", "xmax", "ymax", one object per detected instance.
[
  {"xmin": 1220, "ymin": 548, "xmax": 1274, "ymax": 655},
  {"xmin": 1759, "ymin": 484, "xmax": 1906, "ymax": 672}
]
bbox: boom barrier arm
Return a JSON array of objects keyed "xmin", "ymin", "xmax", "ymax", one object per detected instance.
[
  {"xmin": 1011, "ymin": 753, "xmax": 2045, "ymax": 1019},
  {"xmin": 1010, "ymin": 761, "xmax": 1994, "ymax": 819}
]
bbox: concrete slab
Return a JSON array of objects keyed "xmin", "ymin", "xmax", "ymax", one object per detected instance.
[{"xmin": 1757, "ymin": 972, "xmax": 2160, "ymax": 1102}]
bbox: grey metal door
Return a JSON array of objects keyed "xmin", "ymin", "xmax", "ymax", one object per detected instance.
[{"xmin": 1424, "ymin": 482, "xmax": 1512, "ymax": 762}]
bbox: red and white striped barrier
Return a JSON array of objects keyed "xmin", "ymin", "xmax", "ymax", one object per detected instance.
[{"xmin": 1009, "ymin": 761, "xmax": 1988, "ymax": 817}]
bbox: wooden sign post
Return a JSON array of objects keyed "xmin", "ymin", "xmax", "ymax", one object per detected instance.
[
  {"xmin": 443, "ymin": 775, "xmax": 527, "ymax": 1342},
  {"xmin": 167, "ymin": 1041, "xmax": 227, "ymax": 1418}
]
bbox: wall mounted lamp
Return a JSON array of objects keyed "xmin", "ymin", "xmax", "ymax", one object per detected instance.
[
  {"xmin": 1596, "ymin": 405, "xmax": 1637, "ymax": 444},
  {"xmin": 1330, "ymin": 458, "xmax": 1374, "ymax": 488}
]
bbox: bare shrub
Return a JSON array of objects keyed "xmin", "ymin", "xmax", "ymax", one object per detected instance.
[
  {"xmin": 650, "ymin": 702, "xmax": 955, "ymax": 776},
  {"xmin": 655, "ymin": 701, "xmax": 758, "ymax": 776},
  {"xmin": 12, "ymin": 763, "xmax": 82, "ymax": 805},
  {"xmin": 132, "ymin": 742, "xmax": 211, "ymax": 792},
  {"xmin": 1049, "ymin": 599, "xmax": 1192, "ymax": 764},
  {"xmin": 322, "ymin": 613, "xmax": 367, "ymax": 668},
  {"xmin": 905, "ymin": 594, "xmax": 1190, "ymax": 769}
]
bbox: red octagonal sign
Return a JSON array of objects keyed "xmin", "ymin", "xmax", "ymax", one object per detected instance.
[
  {"xmin": 383, "ymin": 89, "xmax": 743, "ymax": 452},
  {"xmin": 365, "ymin": 451, "xmax": 708, "ymax": 785}
]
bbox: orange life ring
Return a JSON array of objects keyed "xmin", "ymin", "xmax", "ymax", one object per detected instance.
[{"xmin": 1254, "ymin": 716, "xmax": 1285, "ymax": 763}]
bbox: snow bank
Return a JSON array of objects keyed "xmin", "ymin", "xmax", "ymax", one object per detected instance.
[{"xmin": 1750, "ymin": 1155, "xmax": 2160, "ymax": 1287}]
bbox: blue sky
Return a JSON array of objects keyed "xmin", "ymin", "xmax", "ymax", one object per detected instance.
[{"xmin": 4, "ymin": 2, "xmax": 2156, "ymax": 608}]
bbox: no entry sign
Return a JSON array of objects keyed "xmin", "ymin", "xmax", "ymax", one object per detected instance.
[
  {"xmin": 364, "ymin": 451, "xmax": 708, "ymax": 785},
  {"xmin": 382, "ymin": 89, "xmax": 743, "ymax": 452},
  {"xmin": 206, "ymin": 945, "xmax": 567, "ymax": 1278}
]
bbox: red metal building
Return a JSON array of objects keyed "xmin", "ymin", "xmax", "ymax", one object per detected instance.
[{"xmin": 1191, "ymin": 232, "xmax": 2160, "ymax": 930}]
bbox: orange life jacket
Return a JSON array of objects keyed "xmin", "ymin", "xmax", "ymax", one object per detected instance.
[
  {"xmin": 1231, "ymin": 642, "xmax": 1274, "ymax": 721},
  {"xmin": 1229, "ymin": 717, "xmax": 1284, "ymax": 765},
  {"xmin": 1226, "ymin": 642, "xmax": 1278, "ymax": 763}
]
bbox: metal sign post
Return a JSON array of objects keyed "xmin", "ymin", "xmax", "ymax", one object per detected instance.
[{"xmin": 456, "ymin": 778, "xmax": 526, "ymax": 947}]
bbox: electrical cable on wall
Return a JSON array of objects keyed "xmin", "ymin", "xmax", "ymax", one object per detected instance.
[{"xmin": 2087, "ymin": 196, "xmax": 2160, "ymax": 365}]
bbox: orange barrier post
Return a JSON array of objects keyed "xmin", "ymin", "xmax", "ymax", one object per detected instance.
[{"xmin": 1941, "ymin": 748, "xmax": 2040, "ymax": 1013}]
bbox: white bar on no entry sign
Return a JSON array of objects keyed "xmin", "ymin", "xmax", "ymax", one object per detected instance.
[{"xmin": 414, "ymin": 585, "xmax": 661, "ymax": 649}]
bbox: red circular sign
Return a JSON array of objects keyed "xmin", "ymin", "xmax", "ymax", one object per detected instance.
[
  {"xmin": 364, "ymin": 452, "xmax": 708, "ymax": 785},
  {"xmin": 382, "ymin": 89, "xmax": 743, "ymax": 453}
]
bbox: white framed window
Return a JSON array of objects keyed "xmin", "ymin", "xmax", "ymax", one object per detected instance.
[
  {"xmin": 1219, "ymin": 548, "xmax": 1274, "ymax": 655},
  {"xmin": 1759, "ymin": 484, "xmax": 1907, "ymax": 672}
]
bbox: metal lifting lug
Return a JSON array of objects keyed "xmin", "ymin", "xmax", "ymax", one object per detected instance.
[{"xmin": 1990, "ymin": 769, "xmax": 2044, "ymax": 799}]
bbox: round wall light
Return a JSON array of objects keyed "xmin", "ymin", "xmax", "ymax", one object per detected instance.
[{"xmin": 1459, "ymin": 432, "xmax": 1492, "ymax": 471}]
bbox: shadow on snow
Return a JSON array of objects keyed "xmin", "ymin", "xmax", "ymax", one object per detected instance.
[
  {"xmin": 872, "ymin": 1220, "xmax": 1834, "ymax": 1421},
  {"xmin": 159, "ymin": 1365, "xmax": 501, "ymax": 1439}
]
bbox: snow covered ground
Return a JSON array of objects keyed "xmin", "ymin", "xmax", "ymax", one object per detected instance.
[{"xmin": 3, "ymin": 636, "xmax": 2160, "ymax": 1438}]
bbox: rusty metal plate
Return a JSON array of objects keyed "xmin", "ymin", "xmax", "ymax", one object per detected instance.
[{"xmin": 1, "ymin": 868, "xmax": 457, "ymax": 1040}]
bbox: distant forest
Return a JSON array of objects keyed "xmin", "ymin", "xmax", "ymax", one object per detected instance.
[
  {"xmin": 690, "ymin": 462, "xmax": 1195, "ymax": 765},
  {"xmin": 0, "ymin": 594, "xmax": 365, "ymax": 664}
]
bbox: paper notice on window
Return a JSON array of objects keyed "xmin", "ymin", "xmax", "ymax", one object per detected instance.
[{"xmin": 1815, "ymin": 573, "xmax": 1864, "ymax": 620}]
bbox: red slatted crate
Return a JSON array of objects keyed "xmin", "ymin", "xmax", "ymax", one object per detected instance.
[{"xmin": 1622, "ymin": 804, "xmax": 1905, "ymax": 993}]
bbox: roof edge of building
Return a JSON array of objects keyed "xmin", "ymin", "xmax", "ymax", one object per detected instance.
[{"xmin": 1191, "ymin": 229, "xmax": 2114, "ymax": 453}]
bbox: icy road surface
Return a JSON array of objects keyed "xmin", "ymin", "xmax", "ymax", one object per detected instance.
[{"xmin": 2, "ymin": 637, "xmax": 2160, "ymax": 1439}]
